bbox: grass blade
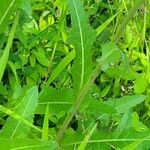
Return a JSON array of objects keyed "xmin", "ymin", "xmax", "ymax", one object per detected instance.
[
  {"xmin": 96, "ymin": 12, "xmax": 119, "ymax": 36},
  {"xmin": 0, "ymin": 0, "xmax": 16, "ymax": 33},
  {"xmin": 42, "ymin": 104, "xmax": 49, "ymax": 140},
  {"xmin": 47, "ymin": 50, "xmax": 75, "ymax": 85},
  {"xmin": 0, "ymin": 12, "xmax": 19, "ymax": 82},
  {"xmin": 77, "ymin": 123, "xmax": 97, "ymax": 150}
]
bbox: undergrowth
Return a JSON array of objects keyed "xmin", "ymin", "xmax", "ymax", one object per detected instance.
[{"xmin": 0, "ymin": 0, "xmax": 150, "ymax": 149}]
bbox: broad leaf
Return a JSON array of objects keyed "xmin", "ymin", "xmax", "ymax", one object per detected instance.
[
  {"xmin": 114, "ymin": 111, "xmax": 131, "ymax": 138},
  {"xmin": 0, "ymin": 105, "xmax": 41, "ymax": 133},
  {"xmin": 106, "ymin": 53, "xmax": 137, "ymax": 80},
  {"xmin": 0, "ymin": 86, "xmax": 38, "ymax": 138},
  {"xmin": 33, "ymin": 50, "xmax": 50, "ymax": 67},
  {"xmin": 134, "ymin": 73, "xmax": 148, "ymax": 94},
  {"xmin": 106, "ymin": 94, "xmax": 146, "ymax": 114},
  {"xmin": 131, "ymin": 112, "xmax": 148, "ymax": 132},
  {"xmin": 87, "ymin": 100, "xmax": 116, "ymax": 115},
  {"xmin": 36, "ymin": 86, "xmax": 73, "ymax": 114},
  {"xmin": 99, "ymin": 42, "xmax": 121, "ymax": 71}
]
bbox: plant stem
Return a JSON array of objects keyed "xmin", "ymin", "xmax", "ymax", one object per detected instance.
[
  {"xmin": 55, "ymin": 62, "xmax": 102, "ymax": 143},
  {"xmin": 45, "ymin": 43, "xmax": 57, "ymax": 83}
]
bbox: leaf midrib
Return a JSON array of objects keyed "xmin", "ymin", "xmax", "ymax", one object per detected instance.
[
  {"xmin": 10, "ymin": 92, "xmax": 36, "ymax": 139},
  {"xmin": 73, "ymin": 0, "xmax": 84, "ymax": 89}
]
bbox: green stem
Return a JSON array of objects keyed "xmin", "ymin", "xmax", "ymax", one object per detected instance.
[
  {"xmin": 45, "ymin": 43, "xmax": 57, "ymax": 83},
  {"xmin": 141, "ymin": 2, "xmax": 147, "ymax": 53}
]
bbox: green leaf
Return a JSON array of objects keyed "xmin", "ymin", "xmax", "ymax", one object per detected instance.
[
  {"xmin": 20, "ymin": 0, "xmax": 32, "ymax": 16},
  {"xmin": 36, "ymin": 86, "xmax": 73, "ymax": 114},
  {"xmin": 0, "ymin": 12, "xmax": 19, "ymax": 82},
  {"xmin": 100, "ymin": 85, "xmax": 111, "ymax": 97},
  {"xmin": 131, "ymin": 112, "xmax": 148, "ymax": 132},
  {"xmin": 55, "ymin": 0, "xmax": 67, "ymax": 10},
  {"xmin": 99, "ymin": 42, "xmax": 121, "ymax": 71},
  {"xmin": 0, "ymin": 0, "xmax": 16, "ymax": 33},
  {"xmin": 77, "ymin": 123, "xmax": 97, "ymax": 150},
  {"xmin": 0, "ymin": 105, "xmax": 41, "ymax": 133},
  {"xmin": 61, "ymin": 130, "xmax": 150, "ymax": 150},
  {"xmin": 106, "ymin": 53, "xmax": 137, "ymax": 80},
  {"xmin": 42, "ymin": 104, "xmax": 49, "ymax": 140},
  {"xmin": 47, "ymin": 50, "xmax": 75, "ymax": 85},
  {"xmin": 114, "ymin": 111, "xmax": 131, "ymax": 138},
  {"xmin": 0, "ymin": 86, "xmax": 39, "ymax": 138},
  {"xmin": 55, "ymin": 40, "xmax": 123, "ymax": 143},
  {"xmin": 8, "ymin": 61, "xmax": 19, "ymax": 83},
  {"xmin": 0, "ymin": 0, "xmax": 26, "ymax": 33},
  {"xmin": 33, "ymin": 50, "xmax": 50, "ymax": 67},
  {"xmin": 113, "ymin": 0, "xmax": 146, "ymax": 42},
  {"xmin": 134, "ymin": 73, "xmax": 148, "ymax": 94},
  {"xmin": 121, "ymin": 140, "xmax": 147, "ymax": 150},
  {"xmin": 68, "ymin": 0, "xmax": 96, "ymax": 95},
  {"xmin": 88, "ymin": 100, "xmax": 116, "ymax": 115},
  {"xmin": 96, "ymin": 12, "xmax": 119, "ymax": 36},
  {"xmin": 61, "ymin": 128, "xmax": 149, "ymax": 149},
  {"xmin": 106, "ymin": 94, "xmax": 146, "ymax": 114},
  {"xmin": 0, "ymin": 139, "xmax": 57, "ymax": 150}
]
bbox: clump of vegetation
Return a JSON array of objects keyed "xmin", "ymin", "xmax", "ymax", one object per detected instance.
[{"xmin": 0, "ymin": 0, "xmax": 150, "ymax": 149}]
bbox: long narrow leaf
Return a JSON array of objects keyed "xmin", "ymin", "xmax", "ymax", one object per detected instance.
[
  {"xmin": 42, "ymin": 104, "xmax": 49, "ymax": 140},
  {"xmin": 0, "ymin": 0, "xmax": 16, "ymax": 33},
  {"xmin": 77, "ymin": 123, "xmax": 97, "ymax": 150},
  {"xmin": 68, "ymin": 0, "xmax": 96, "ymax": 96},
  {"xmin": 96, "ymin": 12, "xmax": 119, "ymax": 36},
  {"xmin": 0, "ymin": 12, "xmax": 19, "ymax": 82},
  {"xmin": 47, "ymin": 50, "xmax": 75, "ymax": 85}
]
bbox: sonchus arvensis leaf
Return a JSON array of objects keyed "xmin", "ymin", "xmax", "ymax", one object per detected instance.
[
  {"xmin": 68, "ymin": 0, "xmax": 96, "ymax": 96},
  {"xmin": 0, "ymin": 86, "xmax": 38, "ymax": 138}
]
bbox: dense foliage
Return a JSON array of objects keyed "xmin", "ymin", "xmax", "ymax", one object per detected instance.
[{"xmin": 0, "ymin": 0, "xmax": 150, "ymax": 149}]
